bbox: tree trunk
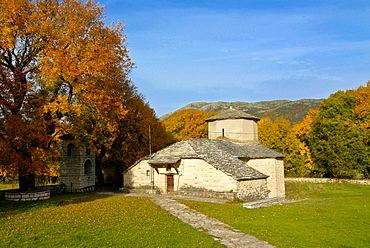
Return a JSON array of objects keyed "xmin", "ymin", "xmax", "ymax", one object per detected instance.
[
  {"xmin": 95, "ymin": 146, "xmax": 106, "ymax": 185},
  {"xmin": 19, "ymin": 173, "xmax": 36, "ymax": 192}
]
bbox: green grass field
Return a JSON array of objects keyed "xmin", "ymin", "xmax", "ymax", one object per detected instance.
[
  {"xmin": 1, "ymin": 182, "xmax": 369, "ymax": 247},
  {"xmin": 0, "ymin": 183, "xmax": 18, "ymax": 190},
  {"xmin": 180, "ymin": 182, "xmax": 370, "ymax": 247},
  {"xmin": 0, "ymin": 194, "xmax": 222, "ymax": 247}
]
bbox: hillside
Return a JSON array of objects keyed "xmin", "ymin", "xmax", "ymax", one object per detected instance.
[{"xmin": 160, "ymin": 99, "xmax": 323, "ymax": 124}]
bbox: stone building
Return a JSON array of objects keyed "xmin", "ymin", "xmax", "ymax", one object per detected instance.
[
  {"xmin": 59, "ymin": 134, "xmax": 96, "ymax": 192},
  {"xmin": 123, "ymin": 108, "xmax": 285, "ymax": 201}
]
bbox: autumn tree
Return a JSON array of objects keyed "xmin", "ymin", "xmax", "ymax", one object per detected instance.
[
  {"xmin": 258, "ymin": 118, "xmax": 306, "ymax": 176},
  {"xmin": 97, "ymin": 92, "xmax": 170, "ymax": 184},
  {"xmin": 0, "ymin": 0, "xmax": 133, "ymax": 191},
  {"xmin": 292, "ymin": 109, "xmax": 318, "ymax": 174},
  {"xmin": 162, "ymin": 109, "xmax": 219, "ymax": 142},
  {"xmin": 308, "ymin": 89, "xmax": 370, "ymax": 178},
  {"xmin": 353, "ymin": 81, "xmax": 370, "ymax": 129}
]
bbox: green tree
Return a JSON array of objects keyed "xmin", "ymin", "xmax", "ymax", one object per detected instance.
[
  {"xmin": 258, "ymin": 118, "xmax": 306, "ymax": 176},
  {"xmin": 308, "ymin": 90, "xmax": 370, "ymax": 178}
]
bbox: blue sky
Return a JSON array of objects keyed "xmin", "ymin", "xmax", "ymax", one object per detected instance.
[{"xmin": 100, "ymin": 0, "xmax": 370, "ymax": 117}]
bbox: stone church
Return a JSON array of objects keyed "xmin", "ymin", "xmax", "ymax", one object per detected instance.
[{"xmin": 122, "ymin": 108, "xmax": 285, "ymax": 201}]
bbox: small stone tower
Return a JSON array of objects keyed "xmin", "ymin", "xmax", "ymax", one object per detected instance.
[
  {"xmin": 206, "ymin": 108, "xmax": 260, "ymax": 142},
  {"xmin": 59, "ymin": 134, "xmax": 96, "ymax": 192}
]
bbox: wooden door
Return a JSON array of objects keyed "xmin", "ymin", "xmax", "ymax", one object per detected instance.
[{"xmin": 166, "ymin": 175, "xmax": 174, "ymax": 194}]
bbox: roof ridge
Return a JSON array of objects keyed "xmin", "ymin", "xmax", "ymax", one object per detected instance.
[{"xmin": 206, "ymin": 108, "xmax": 260, "ymax": 122}]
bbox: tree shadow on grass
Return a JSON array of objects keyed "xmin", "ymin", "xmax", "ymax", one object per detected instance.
[{"xmin": 0, "ymin": 192, "xmax": 112, "ymax": 218}]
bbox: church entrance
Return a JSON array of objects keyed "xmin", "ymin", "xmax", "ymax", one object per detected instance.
[{"xmin": 166, "ymin": 175, "xmax": 174, "ymax": 194}]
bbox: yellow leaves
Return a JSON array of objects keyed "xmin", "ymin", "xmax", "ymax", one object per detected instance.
[
  {"xmin": 293, "ymin": 109, "xmax": 318, "ymax": 140},
  {"xmin": 7, "ymin": 0, "xmax": 131, "ymax": 84},
  {"xmin": 298, "ymin": 142, "xmax": 315, "ymax": 170},
  {"xmin": 45, "ymin": 94, "xmax": 69, "ymax": 114},
  {"xmin": 353, "ymin": 82, "xmax": 370, "ymax": 129},
  {"xmin": 0, "ymin": 0, "xmax": 32, "ymax": 48},
  {"xmin": 162, "ymin": 109, "xmax": 219, "ymax": 141}
]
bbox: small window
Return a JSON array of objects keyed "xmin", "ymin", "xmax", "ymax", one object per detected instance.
[
  {"xmin": 67, "ymin": 143, "xmax": 74, "ymax": 156},
  {"xmin": 86, "ymin": 148, "xmax": 91, "ymax": 155}
]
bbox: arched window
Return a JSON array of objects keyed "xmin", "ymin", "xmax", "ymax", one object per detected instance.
[
  {"xmin": 67, "ymin": 143, "xmax": 74, "ymax": 156},
  {"xmin": 84, "ymin": 160, "xmax": 93, "ymax": 175}
]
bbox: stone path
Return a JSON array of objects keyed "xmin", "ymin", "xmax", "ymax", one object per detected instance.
[
  {"xmin": 97, "ymin": 192, "xmax": 276, "ymax": 247},
  {"xmin": 151, "ymin": 197, "xmax": 275, "ymax": 248}
]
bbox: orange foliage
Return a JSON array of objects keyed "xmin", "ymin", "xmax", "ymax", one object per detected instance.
[
  {"xmin": 353, "ymin": 82, "xmax": 370, "ymax": 128},
  {"xmin": 162, "ymin": 110, "xmax": 219, "ymax": 142},
  {"xmin": 293, "ymin": 109, "xmax": 318, "ymax": 140},
  {"xmin": 0, "ymin": 0, "xmax": 133, "ymax": 190},
  {"xmin": 100, "ymin": 93, "xmax": 170, "ymax": 182},
  {"xmin": 292, "ymin": 109, "xmax": 318, "ymax": 170}
]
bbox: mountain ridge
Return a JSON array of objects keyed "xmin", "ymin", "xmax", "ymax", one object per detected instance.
[{"xmin": 160, "ymin": 99, "xmax": 323, "ymax": 124}]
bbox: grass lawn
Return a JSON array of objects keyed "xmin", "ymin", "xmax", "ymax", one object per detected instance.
[
  {"xmin": 0, "ymin": 194, "xmax": 222, "ymax": 247},
  {"xmin": 0, "ymin": 183, "xmax": 18, "ymax": 190},
  {"xmin": 1, "ymin": 183, "xmax": 369, "ymax": 247},
  {"xmin": 179, "ymin": 182, "xmax": 370, "ymax": 248}
]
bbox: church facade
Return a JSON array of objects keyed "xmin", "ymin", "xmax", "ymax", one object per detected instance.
[{"xmin": 122, "ymin": 109, "xmax": 285, "ymax": 201}]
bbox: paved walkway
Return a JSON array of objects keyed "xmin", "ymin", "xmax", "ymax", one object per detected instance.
[
  {"xmin": 97, "ymin": 192, "xmax": 276, "ymax": 247},
  {"xmin": 151, "ymin": 197, "xmax": 275, "ymax": 248}
]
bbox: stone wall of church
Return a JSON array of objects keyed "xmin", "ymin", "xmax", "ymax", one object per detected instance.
[
  {"xmin": 123, "ymin": 159, "xmax": 238, "ymax": 194},
  {"xmin": 236, "ymin": 179, "xmax": 269, "ymax": 201},
  {"xmin": 123, "ymin": 160, "xmax": 161, "ymax": 191},
  {"xmin": 208, "ymin": 119, "xmax": 258, "ymax": 142},
  {"xmin": 123, "ymin": 158, "xmax": 273, "ymax": 201},
  {"xmin": 246, "ymin": 158, "xmax": 285, "ymax": 198},
  {"xmin": 177, "ymin": 159, "xmax": 238, "ymax": 192}
]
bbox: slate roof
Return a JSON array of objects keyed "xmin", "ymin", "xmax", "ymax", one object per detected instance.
[
  {"xmin": 140, "ymin": 139, "xmax": 284, "ymax": 181},
  {"xmin": 206, "ymin": 108, "xmax": 260, "ymax": 122}
]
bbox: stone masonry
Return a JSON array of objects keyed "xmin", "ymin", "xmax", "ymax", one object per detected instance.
[{"xmin": 59, "ymin": 135, "xmax": 95, "ymax": 192}]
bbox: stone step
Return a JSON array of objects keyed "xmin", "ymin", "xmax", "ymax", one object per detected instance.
[
  {"xmin": 119, "ymin": 187, "xmax": 160, "ymax": 194},
  {"xmin": 243, "ymin": 197, "xmax": 285, "ymax": 209}
]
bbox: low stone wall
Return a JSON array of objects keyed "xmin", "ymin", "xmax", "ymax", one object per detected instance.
[
  {"xmin": 285, "ymin": 178, "xmax": 370, "ymax": 185},
  {"xmin": 120, "ymin": 187, "xmax": 161, "ymax": 195},
  {"xmin": 0, "ymin": 184, "xmax": 64, "ymax": 200},
  {"xmin": 37, "ymin": 184, "xmax": 65, "ymax": 196},
  {"xmin": 175, "ymin": 187, "xmax": 236, "ymax": 200},
  {"xmin": 0, "ymin": 189, "xmax": 14, "ymax": 200},
  {"xmin": 5, "ymin": 190, "xmax": 50, "ymax": 201},
  {"xmin": 243, "ymin": 197, "xmax": 285, "ymax": 209}
]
